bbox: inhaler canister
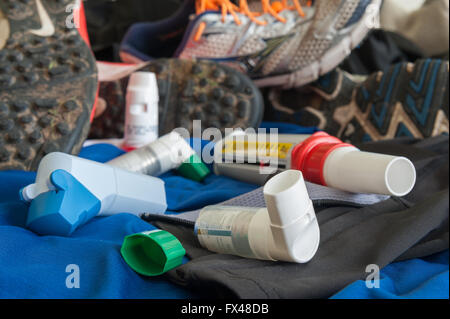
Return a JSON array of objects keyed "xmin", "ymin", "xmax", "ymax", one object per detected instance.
[
  {"xmin": 108, "ymin": 131, "xmax": 210, "ymax": 182},
  {"xmin": 124, "ymin": 72, "xmax": 159, "ymax": 149}
]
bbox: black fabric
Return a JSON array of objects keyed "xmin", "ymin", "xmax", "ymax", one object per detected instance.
[
  {"xmin": 152, "ymin": 135, "xmax": 449, "ymax": 299},
  {"xmin": 341, "ymin": 29, "xmax": 427, "ymax": 75}
]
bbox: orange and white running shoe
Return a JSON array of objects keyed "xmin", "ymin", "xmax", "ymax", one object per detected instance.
[{"xmin": 120, "ymin": 0, "xmax": 382, "ymax": 88}]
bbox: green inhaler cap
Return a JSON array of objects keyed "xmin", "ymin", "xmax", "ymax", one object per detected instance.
[
  {"xmin": 177, "ymin": 154, "xmax": 210, "ymax": 182},
  {"xmin": 120, "ymin": 230, "xmax": 186, "ymax": 276}
]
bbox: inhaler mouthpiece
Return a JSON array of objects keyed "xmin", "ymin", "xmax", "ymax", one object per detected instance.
[{"xmin": 195, "ymin": 170, "xmax": 320, "ymax": 263}]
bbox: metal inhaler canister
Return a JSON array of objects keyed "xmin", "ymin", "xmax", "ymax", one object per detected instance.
[
  {"xmin": 124, "ymin": 72, "xmax": 159, "ymax": 149},
  {"xmin": 195, "ymin": 206, "xmax": 265, "ymax": 259},
  {"xmin": 108, "ymin": 131, "xmax": 210, "ymax": 182}
]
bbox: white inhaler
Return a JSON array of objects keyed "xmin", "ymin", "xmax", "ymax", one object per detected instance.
[
  {"xmin": 108, "ymin": 131, "xmax": 210, "ymax": 182},
  {"xmin": 214, "ymin": 131, "xmax": 416, "ymax": 197},
  {"xmin": 195, "ymin": 170, "xmax": 320, "ymax": 263},
  {"xmin": 20, "ymin": 152, "xmax": 167, "ymax": 236},
  {"xmin": 124, "ymin": 72, "xmax": 159, "ymax": 149}
]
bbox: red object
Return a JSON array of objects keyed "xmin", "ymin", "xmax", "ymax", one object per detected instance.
[
  {"xmin": 122, "ymin": 145, "xmax": 137, "ymax": 152},
  {"xmin": 74, "ymin": 1, "xmax": 90, "ymax": 46},
  {"xmin": 290, "ymin": 132, "xmax": 353, "ymax": 186},
  {"xmin": 74, "ymin": 1, "xmax": 99, "ymax": 122}
]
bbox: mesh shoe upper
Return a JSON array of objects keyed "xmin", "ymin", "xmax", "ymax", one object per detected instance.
[
  {"xmin": 287, "ymin": 0, "xmax": 373, "ymax": 71},
  {"xmin": 176, "ymin": 0, "xmax": 376, "ymax": 79},
  {"xmin": 177, "ymin": 0, "xmax": 316, "ymax": 77}
]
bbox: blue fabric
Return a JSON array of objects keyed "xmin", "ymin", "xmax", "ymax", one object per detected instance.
[
  {"xmin": 0, "ymin": 122, "xmax": 447, "ymax": 298},
  {"xmin": 0, "ymin": 168, "xmax": 194, "ymax": 298},
  {"xmin": 0, "ymin": 136, "xmax": 260, "ymax": 299},
  {"xmin": 331, "ymin": 251, "xmax": 449, "ymax": 299}
]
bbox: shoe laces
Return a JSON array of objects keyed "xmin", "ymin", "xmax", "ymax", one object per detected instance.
[{"xmin": 194, "ymin": 0, "xmax": 313, "ymax": 41}]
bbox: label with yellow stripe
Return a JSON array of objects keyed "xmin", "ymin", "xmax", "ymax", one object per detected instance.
[{"xmin": 222, "ymin": 140, "xmax": 294, "ymax": 160}]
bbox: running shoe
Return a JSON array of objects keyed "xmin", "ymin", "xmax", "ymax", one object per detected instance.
[
  {"xmin": 268, "ymin": 59, "xmax": 449, "ymax": 143},
  {"xmin": 89, "ymin": 58, "xmax": 264, "ymax": 139},
  {"xmin": 0, "ymin": 0, "xmax": 98, "ymax": 171},
  {"xmin": 120, "ymin": 0, "xmax": 382, "ymax": 88}
]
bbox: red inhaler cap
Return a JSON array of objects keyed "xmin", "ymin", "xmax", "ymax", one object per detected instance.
[{"xmin": 290, "ymin": 132, "xmax": 353, "ymax": 186}]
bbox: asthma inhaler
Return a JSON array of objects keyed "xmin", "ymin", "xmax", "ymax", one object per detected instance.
[
  {"xmin": 124, "ymin": 72, "xmax": 159, "ymax": 149},
  {"xmin": 214, "ymin": 132, "xmax": 416, "ymax": 196},
  {"xmin": 195, "ymin": 170, "xmax": 320, "ymax": 263},
  {"xmin": 20, "ymin": 152, "xmax": 167, "ymax": 236},
  {"xmin": 108, "ymin": 131, "xmax": 210, "ymax": 182}
]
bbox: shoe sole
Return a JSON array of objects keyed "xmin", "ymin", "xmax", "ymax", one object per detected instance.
[
  {"xmin": 345, "ymin": 59, "xmax": 449, "ymax": 143},
  {"xmin": 270, "ymin": 59, "xmax": 449, "ymax": 144},
  {"xmin": 0, "ymin": 0, "xmax": 97, "ymax": 171},
  {"xmin": 313, "ymin": 59, "xmax": 449, "ymax": 144},
  {"xmin": 89, "ymin": 58, "xmax": 264, "ymax": 139},
  {"xmin": 254, "ymin": 0, "xmax": 383, "ymax": 89}
]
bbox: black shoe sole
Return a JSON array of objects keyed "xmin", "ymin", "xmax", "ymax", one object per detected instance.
[
  {"xmin": 0, "ymin": 0, "xmax": 97, "ymax": 171},
  {"xmin": 272, "ymin": 59, "xmax": 449, "ymax": 144},
  {"xmin": 89, "ymin": 58, "xmax": 264, "ymax": 139},
  {"xmin": 340, "ymin": 59, "xmax": 449, "ymax": 143}
]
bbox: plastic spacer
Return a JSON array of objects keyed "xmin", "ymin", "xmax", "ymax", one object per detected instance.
[{"xmin": 290, "ymin": 132, "xmax": 352, "ymax": 185}]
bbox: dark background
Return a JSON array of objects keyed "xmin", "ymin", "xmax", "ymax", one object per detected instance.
[{"xmin": 85, "ymin": 0, "xmax": 184, "ymax": 61}]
